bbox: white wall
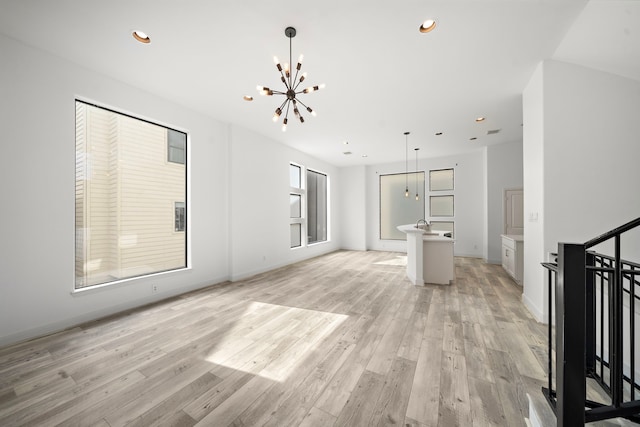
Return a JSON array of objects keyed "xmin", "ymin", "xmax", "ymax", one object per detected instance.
[
  {"xmin": 365, "ymin": 151, "xmax": 485, "ymax": 257},
  {"xmin": 228, "ymin": 125, "xmax": 341, "ymax": 281},
  {"xmin": 0, "ymin": 34, "xmax": 230, "ymax": 345},
  {"xmin": 522, "ymin": 59, "xmax": 640, "ymax": 322},
  {"xmin": 522, "ymin": 62, "xmax": 547, "ymax": 321},
  {"xmin": 484, "ymin": 142, "xmax": 524, "ymax": 264},
  {"xmin": 339, "ymin": 166, "xmax": 367, "ymax": 251}
]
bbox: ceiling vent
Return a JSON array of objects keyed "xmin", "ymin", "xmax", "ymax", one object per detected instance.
[{"xmin": 487, "ymin": 129, "xmax": 501, "ymax": 135}]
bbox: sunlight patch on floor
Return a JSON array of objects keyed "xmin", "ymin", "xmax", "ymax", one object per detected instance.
[
  {"xmin": 204, "ymin": 301, "xmax": 348, "ymax": 382},
  {"xmin": 374, "ymin": 255, "xmax": 407, "ymax": 266}
]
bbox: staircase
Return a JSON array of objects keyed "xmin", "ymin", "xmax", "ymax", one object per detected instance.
[{"xmin": 539, "ymin": 217, "xmax": 640, "ymax": 426}]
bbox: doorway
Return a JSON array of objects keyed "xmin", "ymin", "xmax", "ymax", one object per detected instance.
[{"xmin": 504, "ymin": 188, "xmax": 524, "ymax": 235}]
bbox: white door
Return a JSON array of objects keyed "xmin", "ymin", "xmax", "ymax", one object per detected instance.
[{"xmin": 504, "ymin": 188, "xmax": 524, "ymax": 235}]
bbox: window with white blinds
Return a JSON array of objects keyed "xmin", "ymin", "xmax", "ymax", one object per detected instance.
[{"xmin": 75, "ymin": 100, "xmax": 187, "ymax": 289}]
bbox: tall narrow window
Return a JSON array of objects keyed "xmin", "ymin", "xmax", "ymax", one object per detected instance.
[
  {"xmin": 75, "ymin": 100, "xmax": 187, "ymax": 289},
  {"xmin": 290, "ymin": 163, "xmax": 304, "ymax": 248},
  {"xmin": 307, "ymin": 169, "xmax": 327, "ymax": 244}
]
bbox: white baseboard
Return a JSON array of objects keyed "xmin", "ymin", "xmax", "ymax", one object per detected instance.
[
  {"xmin": 522, "ymin": 293, "xmax": 546, "ymax": 323},
  {"xmin": 0, "ymin": 276, "xmax": 229, "ymax": 348}
]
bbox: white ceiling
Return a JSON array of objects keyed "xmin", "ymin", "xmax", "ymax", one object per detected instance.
[{"xmin": 0, "ymin": 0, "xmax": 638, "ymax": 166}]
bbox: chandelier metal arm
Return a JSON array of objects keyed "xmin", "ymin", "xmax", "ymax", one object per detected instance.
[{"xmin": 293, "ymin": 97, "xmax": 310, "ymax": 110}]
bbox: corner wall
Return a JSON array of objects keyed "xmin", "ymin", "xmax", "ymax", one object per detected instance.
[
  {"xmin": 228, "ymin": 125, "xmax": 341, "ymax": 281},
  {"xmin": 0, "ymin": 34, "xmax": 230, "ymax": 345},
  {"xmin": 0, "ymin": 33, "xmax": 342, "ymax": 346},
  {"xmin": 485, "ymin": 142, "xmax": 524, "ymax": 264},
  {"xmin": 522, "ymin": 59, "xmax": 640, "ymax": 322},
  {"xmin": 364, "ymin": 150, "xmax": 485, "ymax": 257}
]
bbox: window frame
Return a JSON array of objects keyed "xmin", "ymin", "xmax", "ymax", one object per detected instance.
[
  {"xmin": 74, "ymin": 99, "xmax": 189, "ymax": 291},
  {"xmin": 379, "ymin": 171, "xmax": 425, "ymax": 240},
  {"xmin": 289, "ymin": 162, "xmax": 306, "ymax": 249},
  {"xmin": 289, "ymin": 162, "xmax": 330, "ymax": 249},
  {"xmin": 429, "ymin": 168, "xmax": 454, "ymax": 191},
  {"xmin": 306, "ymin": 168, "xmax": 328, "ymax": 245}
]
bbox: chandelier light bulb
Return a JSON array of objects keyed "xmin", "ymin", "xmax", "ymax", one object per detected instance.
[
  {"xmin": 405, "ymin": 188, "xmax": 409, "ymax": 198},
  {"xmin": 300, "ymin": 72, "xmax": 307, "ymax": 82},
  {"xmin": 416, "ymin": 193, "xmax": 419, "ymax": 201},
  {"xmin": 319, "ymin": 83, "xmax": 326, "ymax": 89},
  {"xmin": 273, "ymin": 56, "xmax": 279, "ymax": 64}
]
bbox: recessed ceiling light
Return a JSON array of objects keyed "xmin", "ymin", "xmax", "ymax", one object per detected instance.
[
  {"xmin": 475, "ymin": 117, "xmax": 485, "ymax": 123},
  {"xmin": 132, "ymin": 30, "xmax": 151, "ymax": 44},
  {"xmin": 362, "ymin": 154, "xmax": 368, "ymax": 157},
  {"xmin": 343, "ymin": 151, "xmax": 352, "ymax": 155},
  {"xmin": 419, "ymin": 19, "xmax": 437, "ymax": 33},
  {"xmin": 243, "ymin": 95, "xmax": 254, "ymax": 101},
  {"xmin": 470, "ymin": 137, "xmax": 477, "ymax": 141},
  {"xmin": 343, "ymin": 141, "xmax": 349, "ymax": 145},
  {"xmin": 435, "ymin": 132, "xmax": 443, "ymax": 136}
]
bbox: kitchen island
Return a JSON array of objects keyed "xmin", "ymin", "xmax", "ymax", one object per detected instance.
[{"xmin": 397, "ymin": 224, "xmax": 455, "ymax": 285}]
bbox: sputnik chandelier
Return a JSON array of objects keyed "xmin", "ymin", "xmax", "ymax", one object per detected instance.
[{"xmin": 256, "ymin": 27, "xmax": 324, "ymax": 132}]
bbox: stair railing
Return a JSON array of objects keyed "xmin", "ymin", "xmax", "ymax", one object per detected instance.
[{"xmin": 542, "ymin": 216, "xmax": 640, "ymax": 427}]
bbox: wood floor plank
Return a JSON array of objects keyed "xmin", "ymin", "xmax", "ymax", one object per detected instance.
[
  {"xmin": 0, "ymin": 251, "xmax": 550, "ymax": 427},
  {"xmin": 298, "ymin": 406, "xmax": 337, "ymax": 427},
  {"xmin": 468, "ymin": 376, "xmax": 508, "ymax": 426},
  {"xmin": 334, "ymin": 369, "xmax": 386, "ymax": 427},
  {"xmin": 438, "ymin": 351, "xmax": 472, "ymax": 427},
  {"xmin": 370, "ymin": 356, "xmax": 417, "ymax": 426},
  {"xmin": 406, "ymin": 336, "xmax": 442, "ymax": 426}
]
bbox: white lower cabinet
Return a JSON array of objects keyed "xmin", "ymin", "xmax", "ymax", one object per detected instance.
[{"xmin": 501, "ymin": 234, "xmax": 524, "ymax": 284}]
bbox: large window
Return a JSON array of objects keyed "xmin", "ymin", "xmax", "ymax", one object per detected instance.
[
  {"xmin": 380, "ymin": 172, "xmax": 425, "ymax": 240},
  {"xmin": 307, "ymin": 169, "xmax": 327, "ymax": 244},
  {"xmin": 289, "ymin": 163, "xmax": 329, "ymax": 248},
  {"xmin": 75, "ymin": 100, "xmax": 187, "ymax": 289}
]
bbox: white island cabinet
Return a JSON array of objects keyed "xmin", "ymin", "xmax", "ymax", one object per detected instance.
[
  {"xmin": 501, "ymin": 234, "xmax": 524, "ymax": 284},
  {"xmin": 397, "ymin": 224, "xmax": 455, "ymax": 286}
]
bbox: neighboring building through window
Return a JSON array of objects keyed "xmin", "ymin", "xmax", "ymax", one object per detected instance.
[
  {"xmin": 175, "ymin": 202, "xmax": 186, "ymax": 232},
  {"xmin": 75, "ymin": 100, "xmax": 187, "ymax": 289},
  {"xmin": 168, "ymin": 129, "xmax": 186, "ymax": 164}
]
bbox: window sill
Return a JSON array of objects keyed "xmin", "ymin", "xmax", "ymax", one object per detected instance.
[{"xmin": 71, "ymin": 267, "xmax": 191, "ymax": 296}]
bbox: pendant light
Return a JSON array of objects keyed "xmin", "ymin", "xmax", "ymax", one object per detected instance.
[
  {"xmin": 414, "ymin": 147, "xmax": 420, "ymax": 201},
  {"xmin": 404, "ymin": 132, "xmax": 410, "ymax": 197}
]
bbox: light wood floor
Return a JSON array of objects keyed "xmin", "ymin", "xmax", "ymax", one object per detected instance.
[{"xmin": 0, "ymin": 251, "xmax": 551, "ymax": 427}]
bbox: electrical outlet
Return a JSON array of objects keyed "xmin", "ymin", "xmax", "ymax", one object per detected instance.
[{"xmin": 151, "ymin": 284, "xmax": 159, "ymax": 293}]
